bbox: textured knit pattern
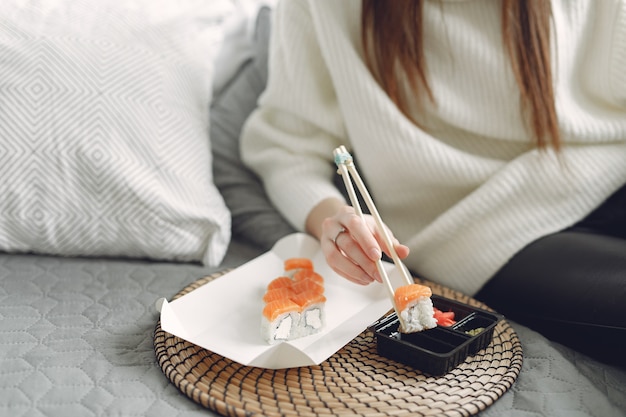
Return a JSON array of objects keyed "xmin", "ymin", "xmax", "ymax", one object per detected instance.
[
  {"xmin": 0, "ymin": 0, "xmax": 233, "ymax": 265},
  {"xmin": 241, "ymin": 0, "xmax": 626, "ymax": 295}
]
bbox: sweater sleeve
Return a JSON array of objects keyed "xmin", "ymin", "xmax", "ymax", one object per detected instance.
[{"xmin": 240, "ymin": 0, "xmax": 347, "ymax": 231}]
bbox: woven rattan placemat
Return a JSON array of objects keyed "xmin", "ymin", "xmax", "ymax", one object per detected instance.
[{"xmin": 154, "ymin": 270, "xmax": 523, "ymax": 417}]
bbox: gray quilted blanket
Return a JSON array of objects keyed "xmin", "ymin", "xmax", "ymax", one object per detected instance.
[{"xmin": 1, "ymin": 239, "xmax": 624, "ymax": 417}]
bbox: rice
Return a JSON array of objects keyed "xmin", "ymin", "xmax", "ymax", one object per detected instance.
[{"xmin": 399, "ymin": 297, "xmax": 437, "ymax": 333}]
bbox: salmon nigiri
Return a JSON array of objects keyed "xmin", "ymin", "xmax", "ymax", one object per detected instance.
[{"xmin": 394, "ymin": 283, "xmax": 437, "ymax": 333}]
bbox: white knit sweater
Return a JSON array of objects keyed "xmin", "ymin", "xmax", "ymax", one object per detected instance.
[{"xmin": 241, "ymin": 0, "xmax": 626, "ymax": 295}]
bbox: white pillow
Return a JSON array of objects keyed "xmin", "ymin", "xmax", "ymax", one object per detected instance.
[{"xmin": 0, "ymin": 0, "xmax": 234, "ymax": 265}]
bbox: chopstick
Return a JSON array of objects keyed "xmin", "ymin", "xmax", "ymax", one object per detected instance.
[{"xmin": 333, "ymin": 146, "xmax": 415, "ymax": 322}]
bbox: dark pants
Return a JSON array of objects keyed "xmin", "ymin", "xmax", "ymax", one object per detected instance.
[{"xmin": 475, "ymin": 184, "xmax": 626, "ymax": 367}]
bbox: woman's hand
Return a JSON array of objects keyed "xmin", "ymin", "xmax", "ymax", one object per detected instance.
[{"xmin": 308, "ymin": 199, "xmax": 409, "ymax": 285}]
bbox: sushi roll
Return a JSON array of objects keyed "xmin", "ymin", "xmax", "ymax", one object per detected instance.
[
  {"xmin": 293, "ymin": 269, "xmax": 324, "ymax": 287},
  {"xmin": 262, "ymin": 286, "xmax": 294, "ymax": 303},
  {"xmin": 262, "ymin": 298, "xmax": 301, "ymax": 344},
  {"xmin": 394, "ymin": 283, "xmax": 437, "ymax": 333},
  {"xmin": 291, "ymin": 268, "xmax": 326, "ymax": 338},
  {"xmin": 261, "ymin": 258, "xmax": 326, "ymax": 343},
  {"xmin": 291, "ymin": 274, "xmax": 324, "ymax": 296},
  {"xmin": 267, "ymin": 276, "xmax": 293, "ymax": 291},
  {"xmin": 291, "ymin": 290, "xmax": 326, "ymax": 337},
  {"xmin": 283, "ymin": 257, "xmax": 314, "ymax": 278}
]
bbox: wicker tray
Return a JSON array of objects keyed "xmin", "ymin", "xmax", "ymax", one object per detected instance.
[{"xmin": 154, "ymin": 271, "xmax": 523, "ymax": 417}]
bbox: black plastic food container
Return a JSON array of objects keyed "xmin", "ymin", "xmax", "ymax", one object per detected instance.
[{"xmin": 369, "ymin": 295, "xmax": 504, "ymax": 376}]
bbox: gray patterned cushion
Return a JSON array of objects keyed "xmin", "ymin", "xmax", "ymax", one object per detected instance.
[{"xmin": 0, "ymin": 0, "xmax": 233, "ymax": 265}]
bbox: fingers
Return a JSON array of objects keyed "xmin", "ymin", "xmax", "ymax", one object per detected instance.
[
  {"xmin": 329, "ymin": 230, "xmax": 381, "ymax": 285},
  {"xmin": 319, "ymin": 205, "xmax": 410, "ymax": 286},
  {"xmin": 339, "ymin": 209, "xmax": 409, "ymax": 262},
  {"xmin": 372, "ymin": 225, "xmax": 410, "ymax": 260},
  {"xmin": 320, "ymin": 206, "xmax": 382, "ymax": 285},
  {"xmin": 337, "ymin": 208, "xmax": 381, "ymax": 262}
]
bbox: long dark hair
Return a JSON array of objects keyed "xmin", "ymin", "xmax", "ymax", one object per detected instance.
[{"xmin": 362, "ymin": 0, "xmax": 560, "ymax": 149}]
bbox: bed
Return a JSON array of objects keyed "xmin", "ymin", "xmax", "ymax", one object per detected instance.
[{"xmin": 1, "ymin": 1, "xmax": 624, "ymax": 416}]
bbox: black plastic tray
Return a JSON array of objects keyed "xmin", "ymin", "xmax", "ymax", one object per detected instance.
[{"xmin": 368, "ymin": 295, "xmax": 504, "ymax": 376}]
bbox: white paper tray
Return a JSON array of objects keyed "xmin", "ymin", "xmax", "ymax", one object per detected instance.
[{"xmin": 157, "ymin": 233, "xmax": 404, "ymax": 369}]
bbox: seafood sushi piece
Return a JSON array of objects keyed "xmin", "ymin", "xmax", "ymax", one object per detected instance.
[
  {"xmin": 261, "ymin": 257, "xmax": 327, "ymax": 343},
  {"xmin": 291, "ymin": 276, "xmax": 324, "ymax": 296},
  {"xmin": 262, "ymin": 286, "xmax": 294, "ymax": 303},
  {"xmin": 291, "ymin": 290, "xmax": 326, "ymax": 337},
  {"xmin": 293, "ymin": 269, "xmax": 324, "ymax": 286},
  {"xmin": 267, "ymin": 276, "xmax": 294, "ymax": 291},
  {"xmin": 262, "ymin": 298, "xmax": 301, "ymax": 344},
  {"xmin": 283, "ymin": 257, "xmax": 314, "ymax": 277},
  {"xmin": 394, "ymin": 283, "xmax": 437, "ymax": 333}
]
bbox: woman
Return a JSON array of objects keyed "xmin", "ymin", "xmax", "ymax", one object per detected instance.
[{"xmin": 241, "ymin": 0, "xmax": 626, "ymax": 363}]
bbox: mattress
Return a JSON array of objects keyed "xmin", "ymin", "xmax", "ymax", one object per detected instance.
[{"xmin": 1, "ymin": 238, "xmax": 624, "ymax": 417}]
